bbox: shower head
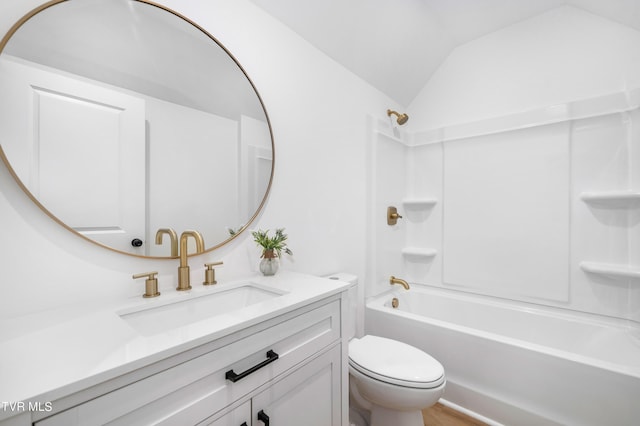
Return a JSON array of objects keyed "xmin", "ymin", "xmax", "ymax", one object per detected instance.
[{"xmin": 387, "ymin": 109, "xmax": 409, "ymax": 125}]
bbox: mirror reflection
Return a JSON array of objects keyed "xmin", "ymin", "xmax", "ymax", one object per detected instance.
[{"xmin": 0, "ymin": 0, "xmax": 274, "ymax": 257}]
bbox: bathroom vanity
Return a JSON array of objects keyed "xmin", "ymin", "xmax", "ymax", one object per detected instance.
[{"xmin": 0, "ymin": 273, "xmax": 349, "ymax": 426}]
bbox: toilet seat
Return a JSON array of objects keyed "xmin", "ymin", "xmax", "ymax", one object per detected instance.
[{"xmin": 349, "ymin": 335, "xmax": 445, "ymax": 389}]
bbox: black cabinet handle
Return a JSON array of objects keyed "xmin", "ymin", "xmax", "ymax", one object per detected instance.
[
  {"xmin": 240, "ymin": 423, "xmax": 248, "ymax": 426},
  {"xmin": 225, "ymin": 350, "xmax": 279, "ymax": 383},
  {"xmin": 131, "ymin": 238, "xmax": 143, "ymax": 247},
  {"xmin": 257, "ymin": 410, "xmax": 270, "ymax": 426}
]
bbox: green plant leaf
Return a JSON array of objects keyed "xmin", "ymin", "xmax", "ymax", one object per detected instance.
[{"xmin": 252, "ymin": 228, "xmax": 293, "ymax": 258}]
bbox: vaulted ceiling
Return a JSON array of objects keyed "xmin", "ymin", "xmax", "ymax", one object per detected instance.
[
  {"xmin": 249, "ymin": 0, "xmax": 640, "ymax": 106},
  {"xmin": 5, "ymin": 1, "xmax": 640, "ymax": 113}
]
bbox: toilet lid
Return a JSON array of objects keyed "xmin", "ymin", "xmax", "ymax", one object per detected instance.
[{"xmin": 349, "ymin": 335, "xmax": 444, "ymax": 388}]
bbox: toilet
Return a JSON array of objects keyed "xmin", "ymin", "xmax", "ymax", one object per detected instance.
[{"xmin": 327, "ymin": 273, "xmax": 446, "ymax": 426}]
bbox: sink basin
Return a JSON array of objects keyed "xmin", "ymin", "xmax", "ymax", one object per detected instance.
[{"xmin": 119, "ymin": 283, "xmax": 285, "ymax": 336}]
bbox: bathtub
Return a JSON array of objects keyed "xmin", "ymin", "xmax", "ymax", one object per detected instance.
[{"xmin": 365, "ymin": 285, "xmax": 640, "ymax": 426}]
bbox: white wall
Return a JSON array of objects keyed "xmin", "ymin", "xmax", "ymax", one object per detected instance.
[
  {"xmin": 0, "ymin": 0, "xmax": 399, "ymax": 319},
  {"xmin": 392, "ymin": 5, "xmax": 640, "ymax": 320}
]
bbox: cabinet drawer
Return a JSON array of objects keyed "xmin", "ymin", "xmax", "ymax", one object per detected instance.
[{"xmin": 36, "ymin": 299, "xmax": 341, "ymax": 426}]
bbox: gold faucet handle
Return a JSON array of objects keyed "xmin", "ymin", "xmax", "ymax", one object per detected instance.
[
  {"xmin": 132, "ymin": 271, "xmax": 161, "ymax": 298},
  {"xmin": 203, "ymin": 261, "xmax": 223, "ymax": 286},
  {"xmin": 387, "ymin": 206, "xmax": 403, "ymax": 225}
]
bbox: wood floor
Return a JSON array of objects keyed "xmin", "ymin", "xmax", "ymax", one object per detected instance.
[{"xmin": 422, "ymin": 403, "xmax": 488, "ymax": 426}]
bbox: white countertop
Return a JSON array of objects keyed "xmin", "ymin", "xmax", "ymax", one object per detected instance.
[{"xmin": 0, "ymin": 271, "xmax": 349, "ymax": 421}]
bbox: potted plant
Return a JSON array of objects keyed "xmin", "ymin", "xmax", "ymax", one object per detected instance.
[{"xmin": 251, "ymin": 228, "xmax": 293, "ymax": 276}]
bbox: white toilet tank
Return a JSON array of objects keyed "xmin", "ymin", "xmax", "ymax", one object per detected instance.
[{"xmin": 325, "ymin": 272, "xmax": 358, "ymax": 341}]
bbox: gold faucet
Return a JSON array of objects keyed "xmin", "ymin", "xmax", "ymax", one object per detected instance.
[
  {"xmin": 155, "ymin": 228, "xmax": 178, "ymax": 257},
  {"xmin": 177, "ymin": 230, "xmax": 205, "ymax": 291},
  {"xmin": 390, "ymin": 276, "xmax": 410, "ymax": 290}
]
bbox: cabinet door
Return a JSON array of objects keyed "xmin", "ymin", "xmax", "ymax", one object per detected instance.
[
  {"xmin": 252, "ymin": 345, "xmax": 342, "ymax": 426},
  {"xmin": 205, "ymin": 401, "xmax": 251, "ymax": 426}
]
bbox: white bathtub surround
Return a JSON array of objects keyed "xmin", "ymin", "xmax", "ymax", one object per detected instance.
[
  {"xmin": 365, "ymin": 6, "xmax": 640, "ymax": 425},
  {"xmin": 365, "ymin": 285, "xmax": 640, "ymax": 426},
  {"xmin": 362, "ymin": 3, "xmax": 640, "ymax": 318},
  {"xmin": 403, "ymin": 6, "xmax": 640, "ymax": 309},
  {"xmin": 368, "ymin": 90, "xmax": 640, "ymax": 319}
]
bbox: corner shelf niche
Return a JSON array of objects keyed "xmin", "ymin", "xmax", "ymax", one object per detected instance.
[
  {"xmin": 402, "ymin": 198, "xmax": 437, "ymax": 208},
  {"xmin": 580, "ymin": 191, "xmax": 640, "ymax": 208},
  {"xmin": 580, "ymin": 262, "xmax": 640, "ymax": 281},
  {"xmin": 402, "ymin": 247, "xmax": 437, "ymax": 259}
]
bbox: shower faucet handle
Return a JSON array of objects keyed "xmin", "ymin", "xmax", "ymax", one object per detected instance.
[{"xmin": 387, "ymin": 206, "xmax": 403, "ymax": 225}]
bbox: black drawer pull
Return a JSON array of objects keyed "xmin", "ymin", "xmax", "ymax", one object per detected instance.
[
  {"xmin": 240, "ymin": 423, "xmax": 248, "ymax": 426},
  {"xmin": 225, "ymin": 350, "xmax": 279, "ymax": 383},
  {"xmin": 257, "ymin": 410, "xmax": 270, "ymax": 426}
]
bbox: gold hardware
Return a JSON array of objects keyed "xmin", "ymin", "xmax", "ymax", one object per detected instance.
[
  {"xmin": 132, "ymin": 271, "xmax": 160, "ymax": 298},
  {"xmin": 203, "ymin": 261, "xmax": 223, "ymax": 286},
  {"xmin": 387, "ymin": 206, "xmax": 403, "ymax": 225},
  {"xmin": 155, "ymin": 228, "xmax": 178, "ymax": 257},
  {"xmin": 390, "ymin": 276, "xmax": 410, "ymax": 290},
  {"xmin": 387, "ymin": 109, "xmax": 409, "ymax": 125},
  {"xmin": 177, "ymin": 230, "xmax": 205, "ymax": 291},
  {"xmin": 391, "ymin": 297, "xmax": 399, "ymax": 308}
]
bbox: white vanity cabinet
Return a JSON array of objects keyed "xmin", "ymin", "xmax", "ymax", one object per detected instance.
[{"xmin": 28, "ymin": 295, "xmax": 345, "ymax": 426}]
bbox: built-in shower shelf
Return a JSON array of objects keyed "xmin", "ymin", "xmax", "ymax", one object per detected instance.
[
  {"xmin": 402, "ymin": 247, "xmax": 437, "ymax": 259},
  {"xmin": 580, "ymin": 191, "xmax": 640, "ymax": 208},
  {"xmin": 402, "ymin": 198, "xmax": 438, "ymax": 208},
  {"xmin": 580, "ymin": 262, "xmax": 640, "ymax": 280}
]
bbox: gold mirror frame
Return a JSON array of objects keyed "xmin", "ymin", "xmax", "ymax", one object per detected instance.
[{"xmin": 0, "ymin": 0, "xmax": 274, "ymax": 259}]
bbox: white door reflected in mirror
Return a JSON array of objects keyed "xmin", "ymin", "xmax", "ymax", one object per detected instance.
[{"xmin": 0, "ymin": 0, "xmax": 274, "ymax": 257}]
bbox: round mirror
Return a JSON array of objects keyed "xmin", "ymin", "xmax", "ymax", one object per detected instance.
[{"xmin": 0, "ymin": 0, "xmax": 274, "ymax": 257}]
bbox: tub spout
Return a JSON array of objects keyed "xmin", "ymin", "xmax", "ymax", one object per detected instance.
[{"xmin": 390, "ymin": 276, "xmax": 410, "ymax": 290}]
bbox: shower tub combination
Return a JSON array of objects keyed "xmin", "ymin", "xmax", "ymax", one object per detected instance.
[{"xmin": 365, "ymin": 285, "xmax": 640, "ymax": 426}]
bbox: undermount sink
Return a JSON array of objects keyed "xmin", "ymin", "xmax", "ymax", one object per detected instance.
[{"xmin": 118, "ymin": 283, "xmax": 285, "ymax": 336}]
